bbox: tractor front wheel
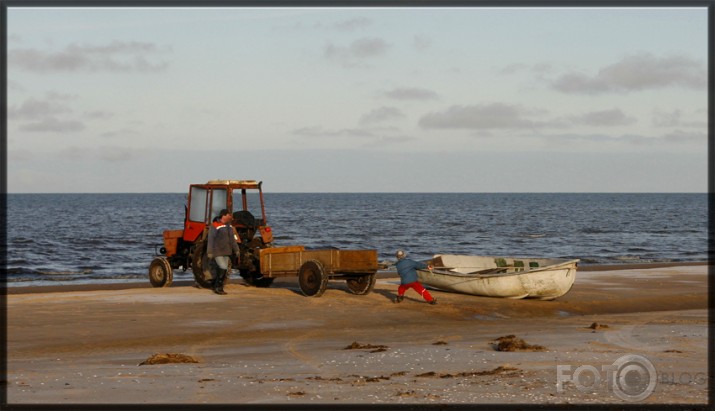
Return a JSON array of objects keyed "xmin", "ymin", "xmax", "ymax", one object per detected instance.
[
  {"xmin": 298, "ymin": 260, "xmax": 328, "ymax": 297},
  {"xmin": 149, "ymin": 257, "xmax": 173, "ymax": 287}
]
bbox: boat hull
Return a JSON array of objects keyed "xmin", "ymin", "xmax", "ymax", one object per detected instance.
[{"xmin": 416, "ymin": 254, "xmax": 578, "ymax": 300}]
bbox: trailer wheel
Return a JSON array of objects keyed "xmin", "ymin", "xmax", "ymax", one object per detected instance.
[
  {"xmin": 149, "ymin": 257, "xmax": 173, "ymax": 287},
  {"xmin": 191, "ymin": 242, "xmax": 231, "ymax": 288},
  {"xmin": 346, "ymin": 273, "xmax": 376, "ymax": 295},
  {"xmin": 298, "ymin": 260, "xmax": 328, "ymax": 297}
]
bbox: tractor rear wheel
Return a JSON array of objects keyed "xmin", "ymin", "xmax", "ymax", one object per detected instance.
[
  {"xmin": 298, "ymin": 260, "xmax": 328, "ymax": 297},
  {"xmin": 255, "ymin": 277, "xmax": 274, "ymax": 288},
  {"xmin": 346, "ymin": 273, "xmax": 376, "ymax": 295},
  {"xmin": 191, "ymin": 242, "xmax": 231, "ymax": 288},
  {"xmin": 191, "ymin": 242, "xmax": 213, "ymax": 288},
  {"xmin": 149, "ymin": 257, "xmax": 173, "ymax": 287},
  {"xmin": 242, "ymin": 270, "xmax": 274, "ymax": 288}
]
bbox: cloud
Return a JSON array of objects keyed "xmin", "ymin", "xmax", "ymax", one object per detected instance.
[
  {"xmin": 98, "ymin": 146, "xmax": 141, "ymax": 162},
  {"xmin": 9, "ymin": 94, "xmax": 88, "ymax": 133},
  {"xmin": 324, "ymin": 37, "xmax": 390, "ymax": 67},
  {"xmin": 349, "ymin": 37, "xmax": 389, "ymax": 58},
  {"xmin": 499, "ymin": 63, "xmax": 552, "ymax": 76},
  {"xmin": 19, "ymin": 118, "xmax": 85, "ymax": 133},
  {"xmin": 9, "ymin": 40, "xmax": 171, "ymax": 73},
  {"xmin": 359, "ymin": 106, "xmax": 406, "ymax": 125},
  {"xmin": 413, "ymin": 34, "xmax": 431, "ymax": 51},
  {"xmin": 8, "ymin": 98, "xmax": 72, "ymax": 120},
  {"xmin": 652, "ymin": 109, "xmax": 707, "ymax": 128},
  {"xmin": 99, "ymin": 128, "xmax": 138, "ymax": 138},
  {"xmin": 383, "ymin": 87, "xmax": 439, "ymax": 101},
  {"xmin": 548, "ymin": 131, "xmax": 705, "ymax": 145},
  {"xmin": 56, "ymin": 145, "xmax": 147, "ymax": 162},
  {"xmin": 419, "ymin": 103, "xmax": 547, "ymax": 130},
  {"xmin": 333, "ymin": 17, "xmax": 372, "ymax": 31},
  {"xmin": 45, "ymin": 91, "xmax": 77, "ymax": 101},
  {"xmin": 419, "ymin": 103, "xmax": 647, "ymax": 131},
  {"xmin": 293, "ymin": 126, "xmax": 376, "ymax": 138},
  {"xmin": 8, "ymin": 149, "xmax": 35, "ymax": 163},
  {"xmin": 292, "ymin": 125, "xmax": 414, "ymax": 147},
  {"xmin": 662, "ymin": 130, "xmax": 707, "ymax": 143},
  {"xmin": 288, "ymin": 17, "xmax": 372, "ymax": 32},
  {"xmin": 371, "ymin": 135, "xmax": 417, "ymax": 146},
  {"xmin": 569, "ymin": 109, "xmax": 637, "ymax": 127},
  {"xmin": 84, "ymin": 111, "xmax": 114, "ymax": 120},
  {"xmin": 8, "ymin": 80, "xmax": 26, "ymax": 91},
  {"xmin": 57, "ymin": 146, "xmax": 92, "ymax": 161},
  {"xmin": 552, "ymin": 133, "xmax": 651, "ymax": 145},
  {"xmin": 552, "ymin": 53, "xmax": 706, "ymax": 94},
  {"xmin": 499, "ymin": 63, "xmax": 528, "ymax": 75}
]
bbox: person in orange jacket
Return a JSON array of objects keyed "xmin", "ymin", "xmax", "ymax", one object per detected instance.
[{"xmin": 207, "ymin": 209, "xmax": 240, "ymax": 295}]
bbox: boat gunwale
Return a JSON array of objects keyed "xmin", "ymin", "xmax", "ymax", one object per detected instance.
[{"xmin": 423, "ymin": 258, "xmax": 580, "ymax": 279}]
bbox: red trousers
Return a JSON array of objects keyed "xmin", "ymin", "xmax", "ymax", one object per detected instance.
[{"xmin": 398, "ymin": 281, "xmax": 434, "ymax": 302}]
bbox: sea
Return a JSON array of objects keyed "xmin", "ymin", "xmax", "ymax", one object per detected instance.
[{"xmin": 5, "ymin": 193, "xmax": 709, "ymax": 287}]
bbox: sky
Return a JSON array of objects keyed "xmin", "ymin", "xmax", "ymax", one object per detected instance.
[{"xmin": 6, "ymin": 7, "xmax": 709, "ymax": 193}]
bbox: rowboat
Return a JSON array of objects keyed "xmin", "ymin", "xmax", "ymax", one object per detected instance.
[{"xmin": 416, "ymin": 254, "xmax": 579, "ymax": 300}]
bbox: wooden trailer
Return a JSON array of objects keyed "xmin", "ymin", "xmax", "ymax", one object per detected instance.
[{"xmin": 259, "ymin": 246, "xmax": 379, "ymax": 297}]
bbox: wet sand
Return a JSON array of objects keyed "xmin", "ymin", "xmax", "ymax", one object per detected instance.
[{"xmin": 5, "ymin": 264, "xmax": 709, "ymax": 405}]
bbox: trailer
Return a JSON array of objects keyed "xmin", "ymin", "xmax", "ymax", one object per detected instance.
[{"xmin": 259, "ymin": 246, "xmax": 378, "ymax": 297}]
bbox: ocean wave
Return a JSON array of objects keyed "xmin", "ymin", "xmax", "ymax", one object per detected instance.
[
  {"xmin": 37, "ymin": 269, "xmax": 94, "ymax": 275},
  {"xmin": 443, "ymin": 222, "xmax": 463, "ymax": 227},
  {"xmin": 9, "ymin": 238, "xmax": 35, "ymax": 245},
  {"xmin": 614, "ymin": 255, "xmax": 641, "ymax": 261},
  {"xmin": 681, "ymin": 250, "xmax": 707, "ymax": 256},
  {"xmin": 5, "ymin": 267, "xmax": 31, "ymax": 275},
  {"xmin": 521, "ymin": 233, "xmax": 546, "ymax": 238},
  {"xmin": 577, "ymin": 258, "xmax": 602, "ymax": 264},
  {"xmin": 580, "ymin": 228, "xmax": 617, "ymax": 234},
  {"xmin": 626, "ymin": 247, "xmax": 649, "ymax": 252}
]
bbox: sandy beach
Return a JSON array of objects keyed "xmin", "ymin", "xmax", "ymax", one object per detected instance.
[{"xmin": 5, "ymin": 263, "xmax": 709, "ymax": 406}]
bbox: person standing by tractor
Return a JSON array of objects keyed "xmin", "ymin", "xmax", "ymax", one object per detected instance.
[
  {"xmin": 393, "ymin": 250, "xmax": 437, "ymax": 305},
  {"xmin": 207, "ymin": 209, "xmax": 240, "ymax": 295}
]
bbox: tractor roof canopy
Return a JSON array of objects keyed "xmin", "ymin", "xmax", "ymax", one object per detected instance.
[{"xmin": 198, "ymin": 180, "xmax": 262, "ymax": 190}]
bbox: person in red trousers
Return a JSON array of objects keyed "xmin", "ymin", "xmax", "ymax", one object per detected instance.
[{"xmin": 393, "ymin": 249, "xmax": 437, "ymax": 305}]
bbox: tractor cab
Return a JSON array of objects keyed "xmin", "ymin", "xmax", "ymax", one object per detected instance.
[{"xmin": 183, "ymin": 180, "xmax": 272, "ymax": 246}]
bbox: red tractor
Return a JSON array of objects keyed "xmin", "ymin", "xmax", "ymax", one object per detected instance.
[{"xmin": 148, "ymin": 180, "xmax": 274, "ymax": 288}]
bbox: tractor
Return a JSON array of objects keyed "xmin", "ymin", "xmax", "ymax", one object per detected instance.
[{"xmin": 148, "ymin": 180, "xmax": 274, "ymax": 288}]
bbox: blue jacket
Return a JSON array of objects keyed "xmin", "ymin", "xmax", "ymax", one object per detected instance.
[{"xmin": 396, "ymin": 258, "xmax": 428, "ymax": 284}]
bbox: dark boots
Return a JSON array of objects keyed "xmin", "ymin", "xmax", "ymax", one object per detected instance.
[{"xmin": 213, "ymin": 269, "xmax": 227, "ymax": 295}]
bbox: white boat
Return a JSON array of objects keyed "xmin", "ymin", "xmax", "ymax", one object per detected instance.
[{"xmin": 417, "ymin": 254, "xmax": 579, "ymax": 300}]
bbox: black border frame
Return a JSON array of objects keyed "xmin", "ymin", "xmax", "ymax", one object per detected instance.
[{"xmin": 1, "ymin": 1, "xmax": 712, "ymax": 410}]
